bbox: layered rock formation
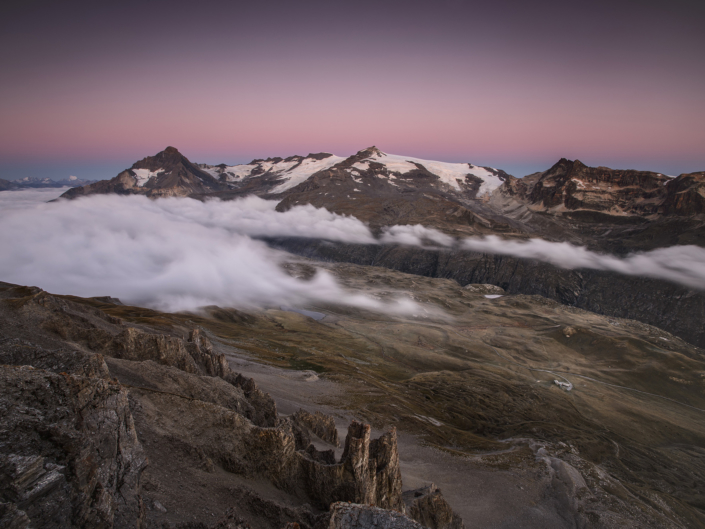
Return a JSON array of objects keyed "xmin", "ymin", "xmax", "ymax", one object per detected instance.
[
  {"xmin": 499, "ymin": 158, "xmax": 705, "ymax": 219},
  {"xmin": 0, "ymin": 282, "xmax": 463, "ymax": 528},
  {"xmin": 0, "ymin": 361, "xmax": 146, "ymax": 528}
]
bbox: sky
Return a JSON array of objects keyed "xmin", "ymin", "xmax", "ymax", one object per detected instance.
[{"xmin": 0, "ymin": 0, "xmax": 703, "ymax": 181}]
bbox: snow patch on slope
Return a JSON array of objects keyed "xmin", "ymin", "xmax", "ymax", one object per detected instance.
[
  {"xmin": 270, "ymin": 155, "xmax": 345, "ymax": 193},
  {"xmin": 132, "ymin": 168, "xmax": 165, "ymax": 187},
  {"xmin": 358, "ymin": 151, "xmax": 503, "ymax": 195},
  {"xmin": 214, "ymin": 155, "xmax": 345, "ymax": 192}
]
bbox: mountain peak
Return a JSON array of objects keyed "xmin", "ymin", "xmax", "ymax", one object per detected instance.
[
  {"xmin": 132, "ymin": 146, "xmax": 190, "ymax": 171},
  {"xmin": 356, "ymin": 146, "xmax": 384, "ymax": 157}
]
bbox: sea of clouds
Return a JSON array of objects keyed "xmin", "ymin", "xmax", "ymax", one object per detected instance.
[{"xmin": 0, "ymin": 190, "xmax": 703, "ymax": 313}]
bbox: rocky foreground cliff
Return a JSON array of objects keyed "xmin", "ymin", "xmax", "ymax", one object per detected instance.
[
  {"xmin": 2, "ymin": 262, "xmax": 705, "ymax": 528},
  {"xmin": 0, "ymin": 282, "xmax": 462, "ymax": 529}
]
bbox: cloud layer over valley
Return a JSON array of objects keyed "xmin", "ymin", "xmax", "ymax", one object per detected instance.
[
  {"xmin": 1, "ymin": 193, "xmax": 704, "ymax": 315},
  {"xmin": 459, "ymin": 236, "xmax": 705, "ymax": 292},
  {"xmin": 0, "ymin": 194, "xmax": 419, "ymax": 313}
]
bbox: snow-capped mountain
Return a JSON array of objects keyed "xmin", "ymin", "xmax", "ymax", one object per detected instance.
[
  {"xmin": 59, "ymin": 145, "xmax": 705, "ymax": 250},
  {"xmin": 61, "ymin": 146, "xmax": 223, "ymax": 199},
  {"xmin": 197, "ymin": 146, "xmax": 508, "ymax": 199},
  {"xmin": 0, "ymin": 176, "xmax": 97, "ymax": 189},
  {"xmin": 198, "ymin": 153, "xmax": 347, "ymax": 193}
]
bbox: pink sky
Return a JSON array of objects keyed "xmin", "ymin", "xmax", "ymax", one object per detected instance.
[{"xmin": 0, "ymin": 0, "xmax": 703, "ymax": 178}]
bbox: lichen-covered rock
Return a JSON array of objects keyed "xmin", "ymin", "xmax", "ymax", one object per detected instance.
[
  {"xmin": 403, "ymin": 485, "xmax": 464, "ymax": 529},
  {"xmin": 328, "ymin": 503, "xmax": 423, "ymax": 529},
  {"xmin": 0, "ymin": 365, "xmax": 147, "ymax": 528}
]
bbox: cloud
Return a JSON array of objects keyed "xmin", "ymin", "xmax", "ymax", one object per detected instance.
[
  {"xmin": 2, "ymin": 190, "xmax": 703, "ymax": 314},
  {"xmin": 151, "ymin": 195, "xmax": 377, "ymax": 244},
  {"xmin": 0, "ymin": 187, "xmax": 69, "ymax": 210},
  {"xmin": 460, "ymin": 236, "xmax": 705, "ymax": 291},
  {"xmin": 379, "ymin": 224, "xmax": 455, "ymax": 247},
  {"xmin": 0, "ymin": 193, "xmax": 422, "ymax": 314}
]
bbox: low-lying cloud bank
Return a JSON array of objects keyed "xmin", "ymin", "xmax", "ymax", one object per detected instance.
[
  {"xmin": 1, "ymin": 193, "xmax": 703, "ymax": 314},
  {"xmin": 0, "ymin": 194, "xmax": 421, "ymax": 313},
  {"xmin": 460, "ymin": 236, "xmax": 705, "ymax": 291},
  {"xmin": 0, "ymin": 187, "xmax": 69, "ymax": 210}
]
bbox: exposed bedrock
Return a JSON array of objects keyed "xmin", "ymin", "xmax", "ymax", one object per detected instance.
[
  {"xmin": 264, "ymin": 237, "xmax": 705, "ymax": 348},
  {"xmin": 0, "ymin": 364, "xmax": 147, "ymax": 528},
  {"xmin": 297, "ymin": 421, "xmax": 402, "ymax": 511},
  {"xmin": 0, "ymin": 283, "xmax": 278, "ymax": 428},
  {"xmin": 0, "ymin": 283, "xmax": 463, "ymax": 528}
]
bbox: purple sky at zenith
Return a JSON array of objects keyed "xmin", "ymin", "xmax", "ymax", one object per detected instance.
[{"xmin": 0, "ymin": 0, "xmax": 703, "ymax": 180}]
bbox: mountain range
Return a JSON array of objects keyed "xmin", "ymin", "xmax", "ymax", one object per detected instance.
[
  {"xmin": 57, "ymin": 147, "xmax": 705, "ymax": 348},
  {"xmin": 0, "ymin": 175, "xmax": 97, "ymax": 190},
  {"xmin": 60, "ymin": 146, "xmax": 705, "ymax": 252}
]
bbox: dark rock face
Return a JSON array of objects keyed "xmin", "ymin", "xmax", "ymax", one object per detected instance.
[
  {"xmin": 0, "ymin": 364, "xmax": 147, "ymax": 528},
  {"xmin": 266, "ymin": 237, "xmax": 705, "ymax": 348},
  {"xmin": 511, "ymin": 158, "xmax": 671, "ymax": 215},
  {"xmin": 403, "ymin": 485, "xmax": 464, "ymax": 529},
  {"xmin": 661, "ymin": 171, "xmax": 705, "ymax": 216}
]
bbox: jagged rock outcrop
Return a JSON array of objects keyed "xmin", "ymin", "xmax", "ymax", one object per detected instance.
[
  {"xmin": 292, "ymin": 409, "xmax": 340, "ymax": 447},
  {"xmin": 0, "ymin": 282, "xmax": 278, "ymax": 428},
  {"xmin": 187, "ymin": 328, "xmax": 229, "ymax": 377},
  {"xmin": 226, "ymin": 373, "xmax": 278, "ymax": 427},
  {"xmin": 109, "ymin": 327, "xmax": 201, "ymax": 373},
  {"xmin": 0, "ymin": 282, "xmax": 465, "ymax": 528},
  {"xmin": 297, "ymin": 421, "xmax": 402, "ymax": 511},
  {"xmin": 0, "ymin": 364, "xmax": 147, "ymax": 528},
  {"xmin": 328, "ymin": 503, "xmax": 423, "ymax": 529},
  {"xmin": 403, "ymin": 485, "xmax": 464, "ymax": 529}
]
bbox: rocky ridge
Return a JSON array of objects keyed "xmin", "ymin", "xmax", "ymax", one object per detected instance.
[
  {"xmin": 60, "ymin": 147, "xmax": 223, "ymax": 199},
  {"xmin": 0, "ymin": 282, "xmax": 462, "ymax": 529}
]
